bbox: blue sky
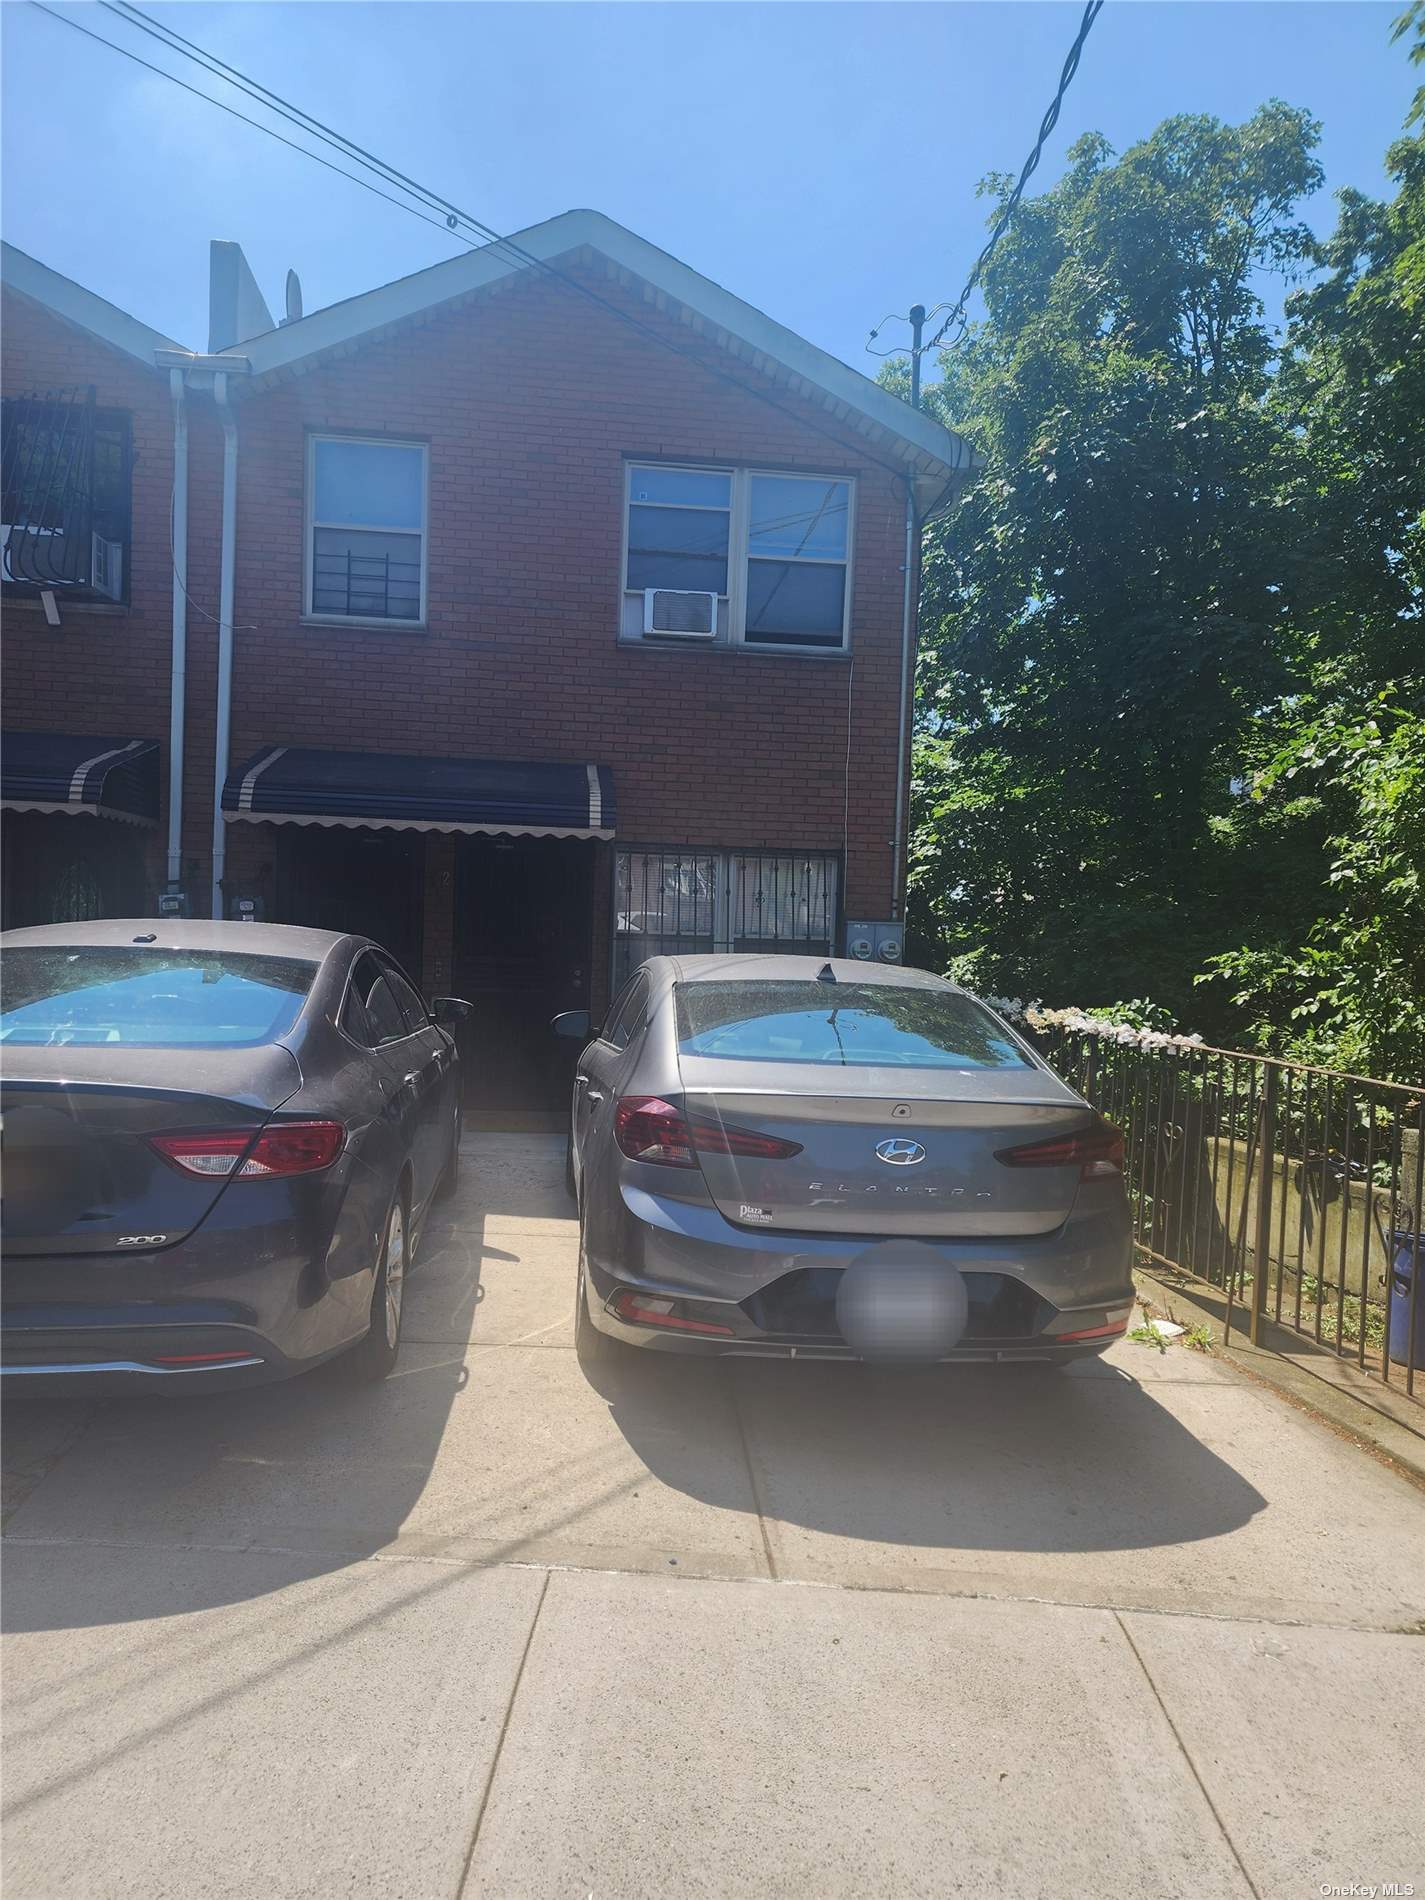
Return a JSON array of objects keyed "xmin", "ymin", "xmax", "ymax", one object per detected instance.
[{"xmin": 2, "ymin": 1, "xmax": 1415, "ymax": 378}]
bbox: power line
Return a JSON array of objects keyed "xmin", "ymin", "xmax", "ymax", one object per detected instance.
[
  {"xmin": 867, "ymin": 0, "xmax": 1105, "ymax": 363},
  {"xmin": 103, "ymin": 2, "xmax": 530, "ymax": 271},
  {"xmin": 927, "ymin": 0, "xmax": 1103, "ymax": 349},
  {"xmin": 29, "ymin": 2, "xmax": 962, "ymax": 482},
  {"xmin": 27, "ymin": 2, "xmax": 476, "ymax": 253}
]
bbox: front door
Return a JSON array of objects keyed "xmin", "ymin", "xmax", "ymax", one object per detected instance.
[
  {"xmin": 1, "ymin": 812, "xmax": 147, "ymax": 929},
  {"xmin": 453, "ymin": 836, "xmax": 593, "ymax": 1115},
  {"xmin": 273, "ymin": 826, "xmax": 424, "ymax": 974}
]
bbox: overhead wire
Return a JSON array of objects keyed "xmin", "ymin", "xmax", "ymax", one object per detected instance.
[
  {"xmin": 865, "ymin": 0, "xmax": 1105, "ymax": 363},
  {"xmin": 926, "ymin": 0, "xmax": 1103, "ymax": 350},
  {"xmin": 27, "ymin": 2, "xmax": 476, "ymax": 253},
  {"xmin": 29, "ymin": 0, "xmax": 950, "ymax": 481},
  {"xmin": 103, "ymin": 2, "xmax": 526, "ymax": 261}
]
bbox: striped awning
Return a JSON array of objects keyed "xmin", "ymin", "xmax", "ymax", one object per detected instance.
[
  {"xmin": 222, "ymin": 746, "xmax": 615, "ymax": 840},
  {"xmin": 1, "ymin": 733, "xmax": 159, "ymax": 825}
]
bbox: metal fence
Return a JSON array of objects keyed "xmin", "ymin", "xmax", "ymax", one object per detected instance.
[{"xmin": 1032, "ymin": 1027, "xmax": 1425, "ymax": 1406}]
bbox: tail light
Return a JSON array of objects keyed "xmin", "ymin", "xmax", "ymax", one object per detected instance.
[
  {"xmin": 613, "ymin": 1096, "xmax": 803, "ymax": 1167},
  {"xmin": 612, "ymin": 1292, "xmax": 734, "ymax": 1336},
  {"xmin": 152, "ymin": 1351, "xmax": 264, "ymax": 1365},
  {"xmin": 995, "ymin": 1119, "xmax": 1124, "ymax": 1179},
  {"xmin": 149, "ymin": 1121, "xmax": 345, "ymax": 1179}
]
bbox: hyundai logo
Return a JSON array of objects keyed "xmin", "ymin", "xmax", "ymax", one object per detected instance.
[{"xmin": 875, "ymin": 1138, "xmax": 926, "ymax": 1167}]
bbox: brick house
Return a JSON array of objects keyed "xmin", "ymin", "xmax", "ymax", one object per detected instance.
[{"xmin": 1, "ymin": 213, "xmax": 973, "ymax": 1108}]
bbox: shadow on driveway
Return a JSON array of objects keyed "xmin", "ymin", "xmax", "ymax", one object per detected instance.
[
  {"xmin": 582, "ymin": 1348, "xmax": 1267, "ymax": 1559},
  {"xmin": 2, "ymin": 1132, "xmax": 1268, "ymax": 1637},
  {"xmin": 0, "ymin": 1154, "xmax": 504, "ymax": 1635}
]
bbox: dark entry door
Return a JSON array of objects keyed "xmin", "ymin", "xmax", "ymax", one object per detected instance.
[
  {"xmin": 1, "ymin": 812, "xmax": 146, "ymax": 930},
  {"xmin": 273, "ymin": 826, "xmax": 424, "ymax": 976},
  {"xmin": 453, "ymin": 836, "xmax": 593, "ymax": 1114}
]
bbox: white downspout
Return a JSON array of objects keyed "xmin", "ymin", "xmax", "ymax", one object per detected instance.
[
  {"xmin": 890, "ymin": 484, "xmax": 917, "ymax": 921},
  {"xmin": 166, "ymin": 368, "xmax": 188, "ymax": 888},
  {"xmin": 210, "ymin": 371, "xmax": 239, "ymax": 920}
]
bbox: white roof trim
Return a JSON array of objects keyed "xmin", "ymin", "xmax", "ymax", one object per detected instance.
[
  {"xmin": 221, "ymin": 210, "xmax": 976, "ymax": 479},
  {"xmin": 0, "ymin": 242, "xmax": 184, "ymax": 366}
]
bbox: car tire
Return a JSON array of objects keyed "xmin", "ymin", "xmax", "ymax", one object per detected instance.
[
  {"xmin": 574, "ymin": 1214, "xmax": 620, "ymax": 1368},
  {"xmin": 435, "ymin": 1117, "xmax": 462, "ymax": 1202},
  {"xmin": 346, "ymin": 1185, "xmax": 409, "ymax": 1383}
]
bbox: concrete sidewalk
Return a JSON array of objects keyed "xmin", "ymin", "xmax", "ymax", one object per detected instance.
[{"xmin": 4, "ymin": 1134, "xmax": 1424, "ymax": 1898}]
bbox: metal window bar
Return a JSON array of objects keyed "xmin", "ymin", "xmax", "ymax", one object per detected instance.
[
  {"xmin": 613, "ymin": 848, "xmax": 839, "ymax": 987},
  {"xmin": 312, "ymin": 546, "xmax": 421, "ymax": 619},
  {"xmin": 1, "ymin": 387, "xmax": 99, "ymax": 588}
]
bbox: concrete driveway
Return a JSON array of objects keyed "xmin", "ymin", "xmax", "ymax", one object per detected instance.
[{"xmin": 4, "ymin": 1133, "xmax": 1424, "ymax": 1899}]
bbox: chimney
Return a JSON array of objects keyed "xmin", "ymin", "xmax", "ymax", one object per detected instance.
[{"xmin": 208, "ymin": 240, "xmax": 275, "ymax": 353}]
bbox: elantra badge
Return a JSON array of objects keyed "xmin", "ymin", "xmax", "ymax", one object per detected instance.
[{"xmin": 875, "ymin": 1138, "xmax": 925, "ymax": 1167}]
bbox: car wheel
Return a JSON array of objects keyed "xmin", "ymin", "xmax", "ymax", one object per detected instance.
[
  {"xmin": 574, "ymin": 1211, "xmax": 619, "ymax": 1368},
  {"xmin": 435, "ymin": 1116, "xmax": 462, "ymax": 1202},
  {"xmin": 346, "ymin": 1186, "xmax": 409, "ymax": 1382}
]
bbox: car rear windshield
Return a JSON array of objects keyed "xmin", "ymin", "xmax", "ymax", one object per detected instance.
[
  {"xmin": 674, "ymin": 981, "xmax": 1034, "ymax": 1069},
  {"xmin": 0, "ymin": 948, "xmax": 318, "ymax": 1048}
]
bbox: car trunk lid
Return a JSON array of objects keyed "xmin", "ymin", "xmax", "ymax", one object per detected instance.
[
  {"xmin": 1, "ymin": 1045, "xmax": 302, "ymax": 1257},
  {"xmin": 679, "ymin": 1061, "xmax": 1092, "ymax": 1236}
]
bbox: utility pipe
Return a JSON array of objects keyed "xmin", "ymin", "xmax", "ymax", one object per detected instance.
[
  {"xmin": 890, "ymin": 484, "xmax": 917, "ymax": 921},
  {"xmin": 166, "ymin": 368, "xmax": 188, "ymax": 888},
  {"xmin": 210, "ymin": 371, "xmax": 238, "ymax": 920}
]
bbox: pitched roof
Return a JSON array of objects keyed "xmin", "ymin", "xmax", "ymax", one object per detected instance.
[
  {"xmin": 3, "ymin": 213, "xmax": 977, "ymax": 482},
  {"xmin": 0, "ymin": 242, "xmax": 185, "ymax": 363}
]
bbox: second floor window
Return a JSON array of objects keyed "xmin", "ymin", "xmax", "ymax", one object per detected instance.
[
  {"xmin": 623, "ymin": 463, "xmax": 853, "ymax": 653},
  {"xmin": 2, "ymin": 387, "xmax": 132, "ymax": 604},
  {"xmin": 306, "ymin": 434, "xmax": 427, "ymax": 624}
]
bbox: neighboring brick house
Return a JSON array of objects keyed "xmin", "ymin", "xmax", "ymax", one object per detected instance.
[{"xmin": 1, "ymin": 213, "xmax": 973, "ymax": 1108}]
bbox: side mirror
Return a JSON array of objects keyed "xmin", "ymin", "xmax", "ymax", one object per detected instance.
[
  {"xmin": 433, "ymin": 996, "xmax": 473, "ymax": 1027},
  {"xmin": 550, "ymin": 1009, "xmax": 591, "ymax": 1042}
]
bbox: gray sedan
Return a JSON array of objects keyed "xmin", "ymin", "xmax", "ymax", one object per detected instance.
[
  {"xmin": 1, "ymin": 920, "xmax": 469, "ymax": 1391},
  {"xmin": 556, "ymin": 956, "xmax": 1135, "ymax": 1366}
]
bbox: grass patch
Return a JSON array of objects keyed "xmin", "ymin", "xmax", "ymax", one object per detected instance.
[{"xmin": 1128, "ymin": 1324, "xmax": 1168, "ymax": 1353}]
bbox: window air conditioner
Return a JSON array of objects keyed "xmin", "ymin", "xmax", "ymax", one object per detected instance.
[
  {"xmin": 643, "ymin": 588, "xmax": 717, "ymax": 639},
  {"xmin": 90, "ymin": 533, "xmax": 123, "ymax": 602}
]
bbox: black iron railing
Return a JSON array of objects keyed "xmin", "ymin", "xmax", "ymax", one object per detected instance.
[
  {"xmin": 311, "ymin": 545, "xmax": 421, "ymax": 620},
  {"xmin": 1030, "ymin": 1021, "xmax": 1424, "ymax": 1405},
  {"xmin": 1, "ymin": 387, "xmax": 132, "ymax": 601}
]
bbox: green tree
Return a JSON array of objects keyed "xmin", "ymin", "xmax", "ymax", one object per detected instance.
[
  {"xmin": 1200, "ymin": 20, "xmax": 1425, "ymax": 1077},
  {"xmin": 907, "ymin": 104, "xmax": 1326, "ymax": 1023}
]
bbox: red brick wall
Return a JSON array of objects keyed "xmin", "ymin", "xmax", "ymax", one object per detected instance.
[
  {"xmin": 3, "ymin": 260, "xmax": 912, "ymax": 931},
  {"xmin": 2, "ymin": 288, "xmax": 177, "ymax": 897}
]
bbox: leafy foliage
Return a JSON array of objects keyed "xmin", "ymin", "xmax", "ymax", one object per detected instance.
[{"xmin": 902, "ymin": 32, "xmax": 1425, "ymax": 1082}]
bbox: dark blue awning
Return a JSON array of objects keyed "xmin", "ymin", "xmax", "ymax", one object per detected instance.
[
  {"xmin": 222, "ymin": 747, "xmax": 615, "ymax": 840},
  {"xmin": 1, "ymin": 733, "xmax": 159, "ymax": 826}
]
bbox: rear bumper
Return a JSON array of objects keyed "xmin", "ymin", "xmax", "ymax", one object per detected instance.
[
  {"xmin": 0, "ymin": 1323, "xmax": 343, "ymax": 1394},
  {"xmin": 1, "ymin": 1209, "xmax": 370, "ymax": 1394},
  {"xmin": 584, "ymin": 1179, "xmax": 1135, "ymax": 1359}
]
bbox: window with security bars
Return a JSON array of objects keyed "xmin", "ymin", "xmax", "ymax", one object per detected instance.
[
  {"xmin": 613, "ymin": 849, "xmax": 839, "ymax": 986},
  {"xmin": 306, "ymin": 434, "xmax": 426, "ymax": 623},
  {"xmin": 2, "ymin": 387, "xmax": 132, "ymax": 602}
]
